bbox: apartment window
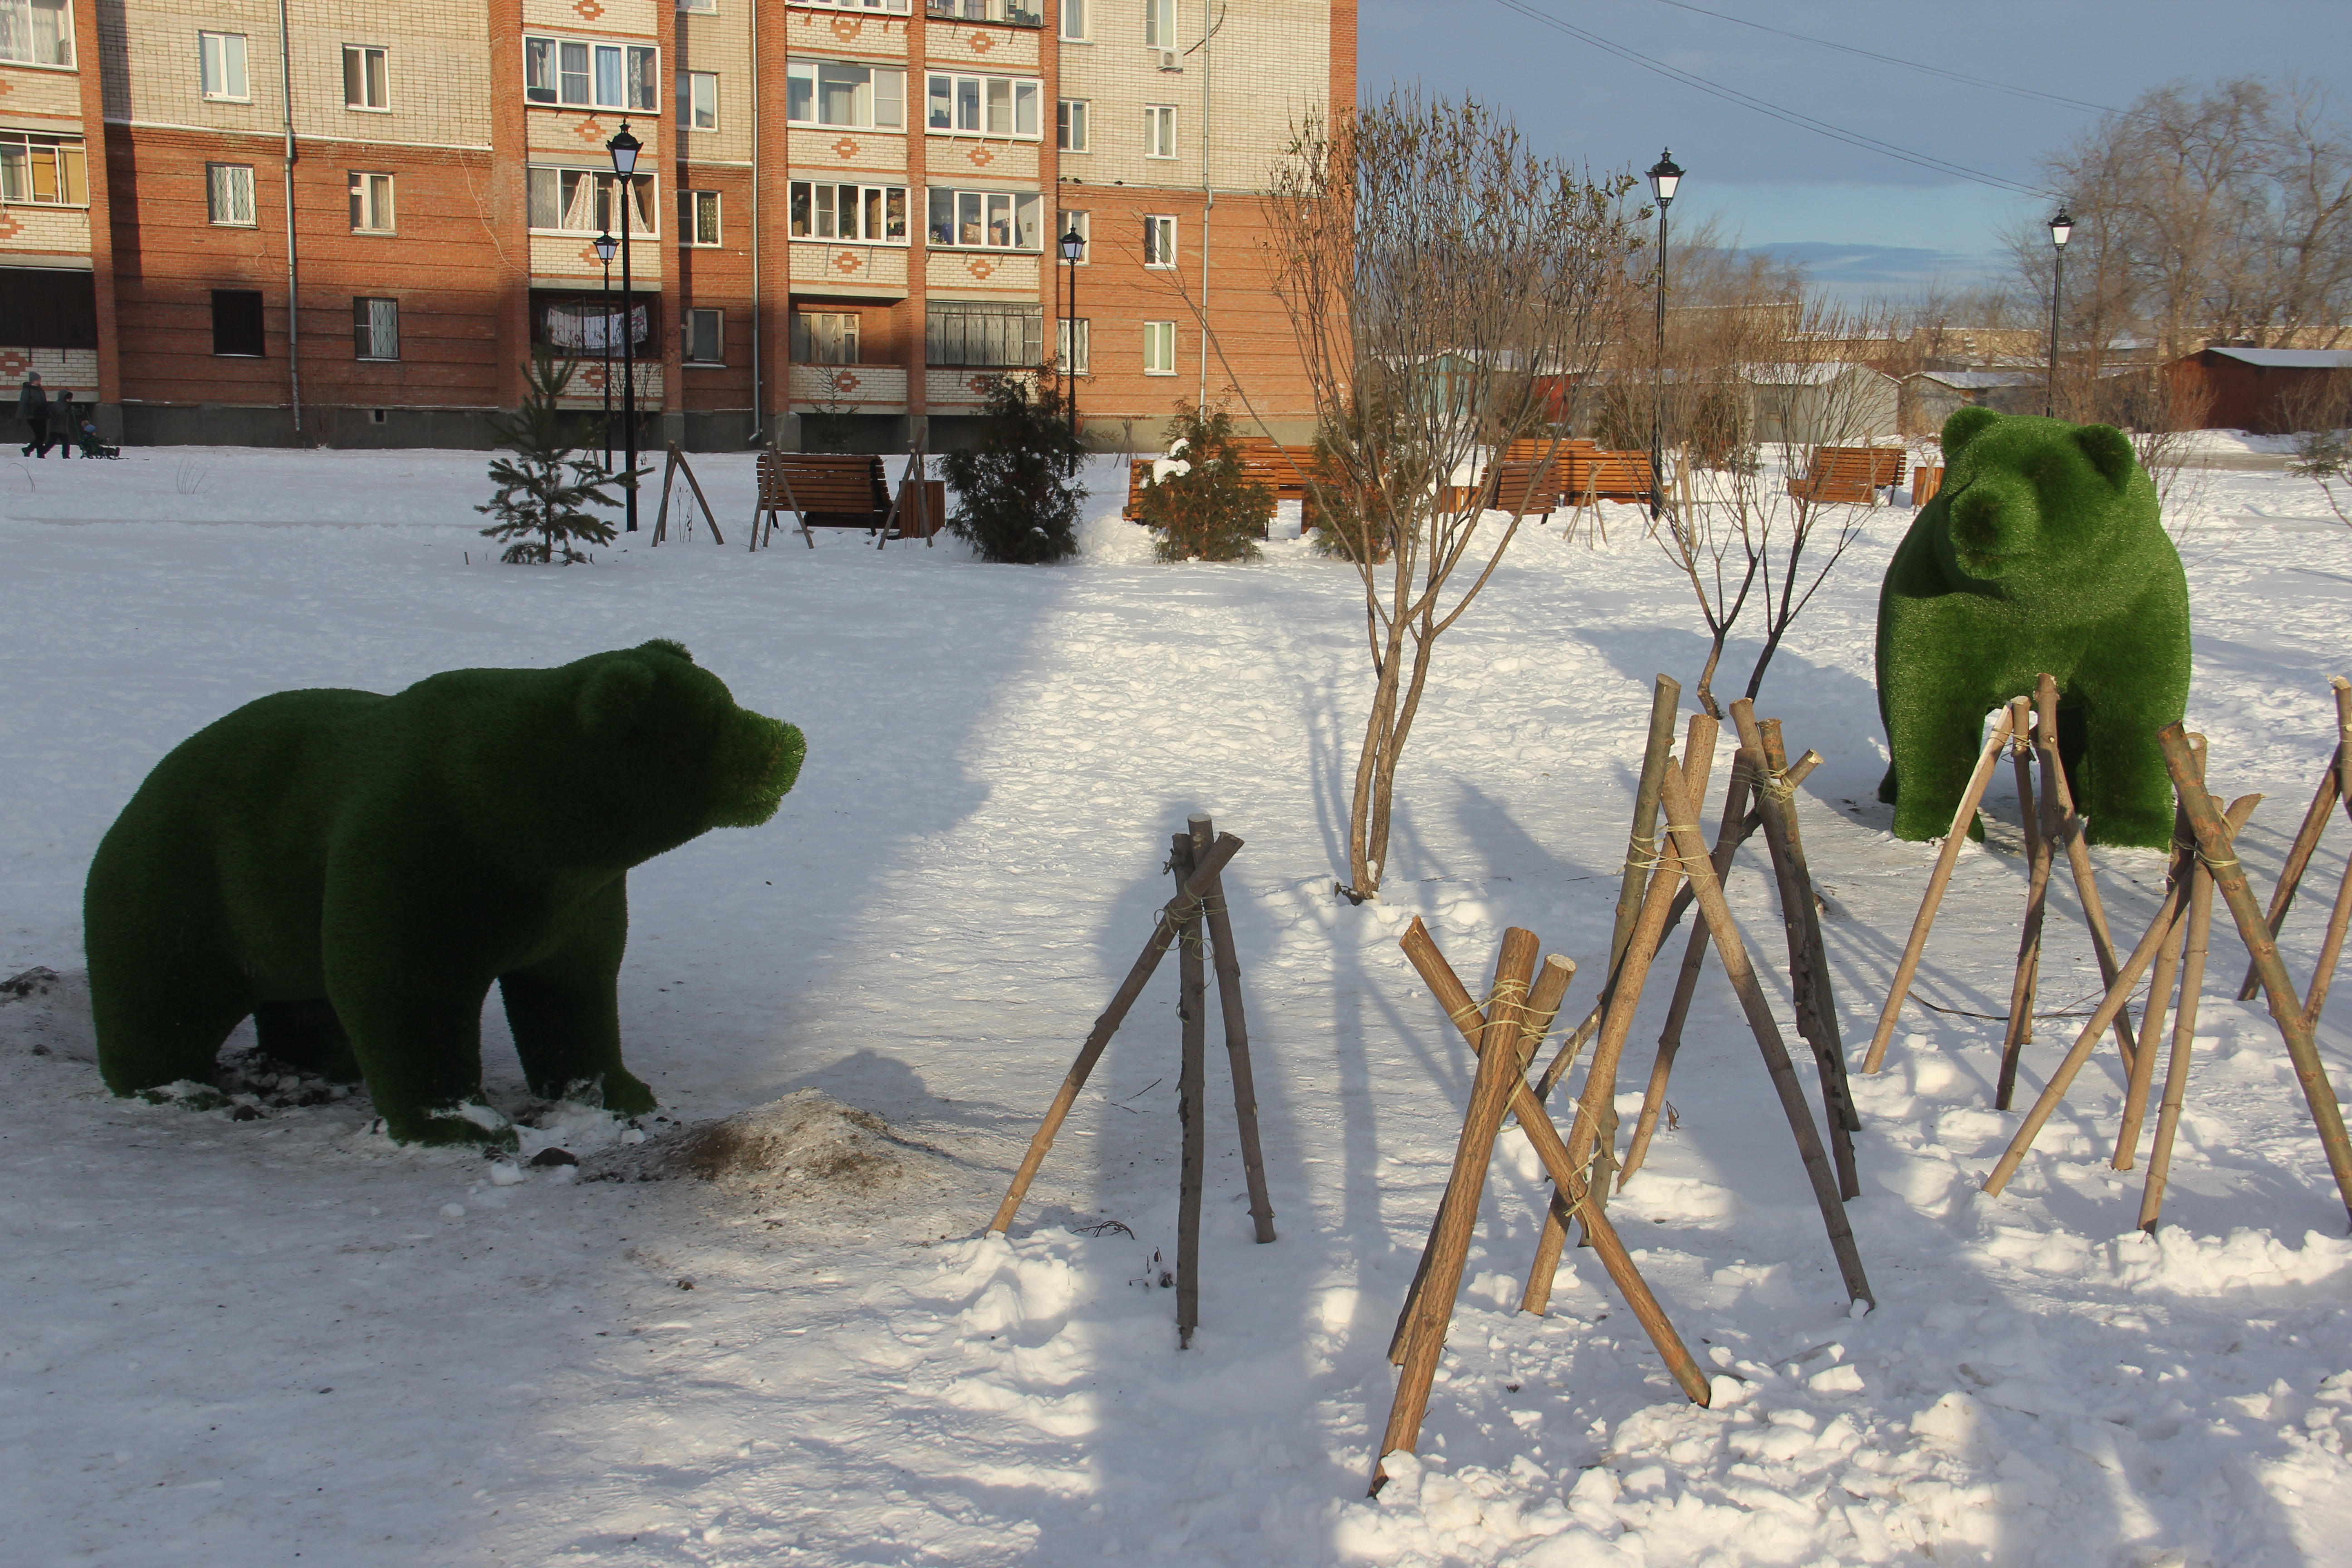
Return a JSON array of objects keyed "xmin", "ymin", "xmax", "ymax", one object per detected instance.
[
  {"xmin": 679, "ymin": 189, "xmax": 721, "ymax": 245},
  {"xmin": 924, "ymin": 0, "xmax": 1040, "ymax": 23},
  {"xmin": 1144, "ymin": 104, "xmax": 1176, "ymax": 159},
  {"xmin": 926, "ymin": 300, "xmax": 1041, "ymax": 367},
  {"xmin": 1058, "ymin": 209, "xmax": 1089, "ymax": 262},
  {"xmin": 348, "ymin": 172, "xmax": 395, "ymax": 232},
  {"xmin": 1058, "ymin": 0, "xmax": 1085, "ymax": 39},
  {"xmin": 791, "ymin": 309, "xmax": 860, "ymax": 365},
  {"xmin": 0, "ymin": 0, "xmax": 75, "ymax": 68},
  {"xmin": 524, "ymin": 35, "xmax": 658, "ymax": 111},
  {"xmin": 926, "ymin": 187, "xmax": 1040, "ymax": 250},
  {"xmin": 806, "ymin": 0, "xmax": 911, "ymax": 11},
  {"xmin": 925, "ymin": 73, "xmax": 1040, "ymax": 138},
  {"xmin": 0, "ymin": 132, "xmax": 87, "ymax": 206},
  {"xmin": 343, "ymin": 45, "xmax": 389, "ymax": 110},
  {"xmin": 787, "ymin": 59, "xmax": 904, "ymax": 129},
  {"xmin": 1143, "ymin": 319, "xmax": 1175, "ymax": 375},
  {"xmin": 1143, "ymin": 214, "xmax": 1176, "ymax": 269},
  {"xmin": 677, "ymin": 0, "xmax": 715, "ymax": 11},
  {"xmin": 789, "ymin": 181, "xmax": 907, "ymax": 243},
  {"xmin": 212, "ymin": 289, "xmax": 265, "ymax": 357},
  {"xmin": 204, "ymin": 162, "xmax": 256, "ymax": 225},
  {"xmin": 199, "ymin": 31, "xmax": 250, "ymax": 101},
  {"xmin": 353, "ymin": 297, "xmax": 399, "ymax": 360},
  {"xmin": 679, "ymin": 70, "xmax": 718, "ymax": 129},
  {"xmin": 527, "ymin": 167, "xmax": 657, "ymax": 234},
  {"xmin": 684, "ymin": 307, "xmax": 722, "ymax": 364},
  {"xmin": 1056, "ymin": 316, "xmax": 1089, "ymax": 375},
  {"xmin": 1056, "ymin": 98, "xmax": 1088, "ymax": 152},
  {"xmin": 1142, "ymin": 0, "xmax": 1174, "ymax": 47}
]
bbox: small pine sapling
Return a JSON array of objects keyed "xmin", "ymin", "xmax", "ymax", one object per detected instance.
[
  {"xmin": 1140, "ymin": 402, "xmax": 1274, "ymax": 562},
  {"xmin": 477, "ymin": 349, "xmax": 623, "ymax": 565},
  {"xmin": 939, "ymin": 371, "xmax": 1087, "ymax": 564}
]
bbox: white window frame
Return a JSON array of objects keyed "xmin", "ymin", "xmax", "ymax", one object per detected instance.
[
  {"xmin": 348, "ymin": 171, "xmax": 395, "ymax": 233},
  {"xmin": 925, "ymin": 72, "xmax": 1042, "ymax": 139},
  {"xmin": 799, "ymin": 0, "xmax": 911, "ymax": 11},
  {"xmin": 793, "ymin": 309, "xmax": 861, "ymax": 366},
  {"xmin": 1056, "ymin": 97, "xmax": 1088, "ymax": 152},
  {"xmin": 676, "ymin": 0, "xmax": 716, "ymax": 12},
  {"xmin": 684, "ymin": 307, "xmax": 724, "ymax": 365},
  {"xmin": 1143, "ymin": 319, "xmax": 1176, "ymax": 375},
  {"xmin": 1056, "ymin": 209, "xmax": 1089, "ymax": 263},
  {"xmin": 679, "ymin": 69, "xmax": 719, "ymax": 130},
  {"xmin": 926, "ymin": 186, "xmax": 1041, "ymax": 251},
  {"xmin": 353, "ymin": 296, "xmax": 399, "ymax": 361},
  {"xmin": 0, "ymin": 0, "xmax": 76, "ymax": 69},
  {"xmin": 787, "ymin": 59, "xmax": 905, "ymax": 129},
  {"xmin": 1058, "ymin": 0, "xmax": 1086, "ymax": 39},
  {"xmin": 343, "ymin": 44, "xmax": 389, "ymax": 112},
  {"xmin": 205, "ymin": 162, "xmax": 255, "ymax": 225},
  {"xmin": 1142, "ymin": 0, "xmax": 1174, "ymax": 48},
  {"xmin": 1143, "ymin": 213, "xmax": 1176, "ymax": 269},
  {"xmin": 0, "ymin": 130, "xmax": 88, "ymax": 207},
  {"xmin": 1144, "ymin": 103, "xmax": 1176, "ymax": 159},
  {"xmin": 680, "ymin": 188, "xmax": 722, "ymax": 246},
  {"xmin": 526, "ymin": 166, "xmax": 659, "ymax": 235},
  {"xmin": 523, "ymin": 35, "xmax": 660, "ymax": 112},
  {"xmin": 199, "ymin": 31, "xmax": 250, "ymax": 102},
  {"xmin": 788, "ymin": 180, "xmax": 909, "ymax": 244},
  {"xmin": 1056, "ymin": 316, "xmax": 1089, "ymax": 375}
]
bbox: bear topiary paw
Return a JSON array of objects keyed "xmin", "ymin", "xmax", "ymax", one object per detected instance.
[
  {"xmin": 382, "ymin": 1099, "xmax": 522, "ymax": 1150},
  {"xmin": 598, "ymin": 1070, "xmax": 657, "ymax": 1118}
]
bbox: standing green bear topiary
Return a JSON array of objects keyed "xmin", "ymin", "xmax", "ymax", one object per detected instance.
[
  {"xmin": 83, "ymin": 641, "xmax": 804, "ymax": 1147},
  {"xmin": 1876, "ymin": 407, "xmax": 2190, "ymax": 848}
]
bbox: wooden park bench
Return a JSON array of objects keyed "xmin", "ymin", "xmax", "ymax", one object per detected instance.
[
  {"xmin": 1911, "ymin": 464, "xmax": 1945, "ymax": 506},
  {"xmin": 1788, "ymin": 446, "xmax": 1905, "ymax": 505},
  {"xmin": 751, "ymin": 451, "xmax": 894, "ymax": 548}
]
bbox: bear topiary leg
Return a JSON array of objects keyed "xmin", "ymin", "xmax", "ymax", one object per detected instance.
[
  {"xmin": 499, "ymin": 880, "xmax": 654, "ymax": 1116},
  {"xmin": 2073, "ymin": 693, "xmax": 2178, "ymax": 849},
  {"xmin": 322, "ymin": 889, "xmax": 516, "ymax": 1147},
  {"xmin": 1886, "ymin": 688, "xmax": 2000, "ymax": 843},
  {"xmin": 85, "ymin": 861, "xmax": 253, "ymax": 1096}
]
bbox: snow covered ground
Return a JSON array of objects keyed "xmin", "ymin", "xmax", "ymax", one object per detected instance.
[{"xmin": 2, "ymin": 443, "xmax": 2349, "ymax": 1567}]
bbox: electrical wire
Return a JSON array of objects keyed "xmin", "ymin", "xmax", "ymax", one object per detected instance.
[
  {"xmin": 1640, "ymin": 0, "xmax": 2123, "ymax": 119},
  {"xmin": 1485, "ymin": 0, "xmax": 2054, "ymax": 198}
]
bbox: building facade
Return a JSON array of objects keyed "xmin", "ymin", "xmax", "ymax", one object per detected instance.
[{"xmin": 0, "ymin": 0, "xmax": 1351, "ymax": 450}]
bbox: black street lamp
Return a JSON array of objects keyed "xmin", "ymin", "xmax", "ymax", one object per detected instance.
[
  {"xmin": 607, "ymin": 121, "xmax": 642, "ymax": 532},
  {"xmin": 2045, "ymin": 208, "xmax": 2073, "ymax": 419},
  {"xmin": 1646, "ymin": 149, "xmax": 1683, "ymax": 522},
  {"xmin": 1059, "ymin": 224, "xmax": 1086, "ymax": 462},
  {"xmin": 593, "ymin": 228, "xmax": 618, "ymax": 470}
]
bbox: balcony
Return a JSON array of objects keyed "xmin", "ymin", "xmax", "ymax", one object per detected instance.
[{"xmin": 925, "ymin": 0, "xmax": 1043, "ymax": 28}]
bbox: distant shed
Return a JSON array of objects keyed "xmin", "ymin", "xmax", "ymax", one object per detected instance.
[
  {"xmin": 1901, "ymin": 369, "xmax": 2041, "ymax": 434},
  {"xmin": 2166, "ymin": 346, "xmax": 2352, "ymax": 433}
]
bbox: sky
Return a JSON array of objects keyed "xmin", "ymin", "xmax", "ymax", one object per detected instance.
[{"xmin": 1357, "ymin": 0, "xmax": 2352, "ymax": 300}]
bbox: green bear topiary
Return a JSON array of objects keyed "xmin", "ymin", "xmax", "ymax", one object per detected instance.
[
  {"xmin": 84, "ymin": 641, "xmax": 804, "ymax": 1147},
  {"xmin": 1876, "ymin": 408, "xmax": 2190, "ymax": 849}
]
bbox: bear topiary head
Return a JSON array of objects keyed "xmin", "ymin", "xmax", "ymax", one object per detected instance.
[{"xmin": 1934, "ymin": 406, "xmax": 2148, "ymax": 585}]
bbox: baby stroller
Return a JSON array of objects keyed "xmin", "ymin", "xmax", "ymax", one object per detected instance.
[{"xmin": 75, "ymin": 420, "xmax": 119, "ymax": 460}]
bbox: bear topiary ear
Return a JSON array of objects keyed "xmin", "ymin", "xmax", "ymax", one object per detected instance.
[
  {"xmin": 1940, "ymin": 405, "xmax": 2000, "ymax": 461},
  {"xmin": 637, "ymin": 638, "xmax": 694, "ymax": 664},
  {"xmin": 578, "ymin": 659, "xmax": 657, "ymax": 737},
  {"xmin": 2073, "ymin": 423, "xmax": 2135, "ymax": 489}
]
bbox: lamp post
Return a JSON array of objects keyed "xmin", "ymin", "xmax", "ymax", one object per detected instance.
[
  {"xmin": 2045, "ymin": 207, "xmax": 2073, "ymax": 419},
  {"xmin": 607, "ymin": 121, "xmax": 642, "ymax": 532},
  {"xmin": 1646, "ymin": 149, "xmax": 1683, "ymax": 522},
  {"xmin": 1060, "ymin": 225, "xmax": 1086, "ymax": 464},
  {"xmin": 593, "ymin": 229, "xmax": 618, "ymax": 470}
]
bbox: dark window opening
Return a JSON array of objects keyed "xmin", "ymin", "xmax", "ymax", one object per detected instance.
[
  {"xmin": 0, "ymin": 267, "xmax": 98, "ymax": 350},
  {"xmin": 211, "ymin": 289, "xmax": 266, "ymax": 357}
]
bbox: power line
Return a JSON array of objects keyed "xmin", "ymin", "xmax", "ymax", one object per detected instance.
[
  {"xmin": 1640, "ymin": 0, "xmax": 2123, "ymax": 119},
  {"xmin": 1485, "ymin": 0, "xmax": 2054, "ymax": 199}
]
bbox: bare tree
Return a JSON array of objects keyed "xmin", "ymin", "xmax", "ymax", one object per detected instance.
[{"xmin": 1267, "ymin": 93, "xmax": 1639, "ymax": 898}]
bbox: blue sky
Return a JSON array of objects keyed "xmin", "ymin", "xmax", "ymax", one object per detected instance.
[{"xmin": 1357, "ymin": 0, "xmax": 2351, "ymax": 298}]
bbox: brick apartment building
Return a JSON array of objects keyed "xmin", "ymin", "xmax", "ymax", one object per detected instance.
[{"xmin": 0, "ymin": 0, "xmax": 1351, "ymax": 451}]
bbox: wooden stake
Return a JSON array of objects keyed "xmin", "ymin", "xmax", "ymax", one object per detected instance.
[
  {"xmin": 1656, "ymin": 761, "xmax": 1875, "ymax": 1307},
  {"xmin": 989, "ymin": 833, "xmax": 1245, "ymax": 1234},
  {"xmin": 1982, "ymin": 793, "xmax": 2259, "ymax": 1198},
  {"xmin": 1373, "ymin": 929, "xmax": 1541, "ymax": 1493},
  {"xmin": 1998, "ymin": 695, "xmax": 2055, "ymax": 1111},
  {"xmin": 1388, "ymin": 951, "xmax": 1574, "ymax": 1362},
  {"xmin": 1610, "ymin": 676, "xmax": 1686, "ymax": 982},
  {"xmin": 1191, "ymin": 814, "xmax": 1276, "ymax": 1244},
  {"xmin": 1391, "ymin": 921, "xmax": 1707, "ymax": 1409},
  {"xmin": 2034, "ymin": 674, "xmax": 2139, "ymax": 1076},
  {"xmin": 2237, "ymin": 676, "xmax": 2350, "ymax": 1001},
  {"xmin": 2161, "ymin": 724, "xmax": 2352, "ymax": 1226},
  {"xmin": 2141, "ymin": 757, "xmax": 2225, "ymax": 1233},
  {"xmin": 2114, "ymin": 747, "xmax": 2202, "ymax": 1170},
  {"xmin": 1173, "ymin": 834, "xmax": 1208, "ymax": 1349},
  {"xmin": 1755, "ymin": 717, "xmax": 1853, "ymax": 1131},
  {"xmin": 1863, "ymin": 707, "xmax": 2016, "ymax": 1073},
  {"xmin": 2303, "ymin": 850, "xmax": 2352, "ymax": 1030}
]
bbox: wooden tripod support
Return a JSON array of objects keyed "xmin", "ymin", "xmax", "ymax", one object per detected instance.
[{"xmin": 650, "ymin": 443, "xmax": 726, "ymax": 546}]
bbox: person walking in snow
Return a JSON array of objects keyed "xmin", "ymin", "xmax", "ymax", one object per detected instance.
[
  {"xmin": 15, "ymin": 370, "xmax": 48, "ymax": 457},
  {"xmin": 49, "ymin": 387, "xmax": 76, "ymax": 459}
]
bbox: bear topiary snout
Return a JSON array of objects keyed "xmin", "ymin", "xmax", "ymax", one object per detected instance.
[
  {"xmin": 1945, "ymin": 481, "xmax": 2035, "ymax": 578},
  {"xmin": 711, "ymin": 712, "xmax": 806, "ymax": 829}
]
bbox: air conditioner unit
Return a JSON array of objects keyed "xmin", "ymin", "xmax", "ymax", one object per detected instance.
[{"xmin": 1157, "ymin": 49, "xmax": 1181, "ymax": 71}]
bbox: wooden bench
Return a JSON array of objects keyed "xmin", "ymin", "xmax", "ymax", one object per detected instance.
[
  {"xmin": 1564, "ymin": 449, "xmax": 1656, "ymax": 505},
  {"xmin": 1911, "ymin": 464, "xmax": 1945, "ymax": 506},
  {"xmin": 752, "ymin": 451, "xmax": 893, "ymax": 547},
  {"xmin": 1788, "ymin": 446, "xmax": 1905, "ymax": 505}
]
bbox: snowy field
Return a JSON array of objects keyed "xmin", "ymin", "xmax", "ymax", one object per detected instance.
[{"xmin": 2, "ymin": 442, "xmax": 2350, "ymax": 1567}]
